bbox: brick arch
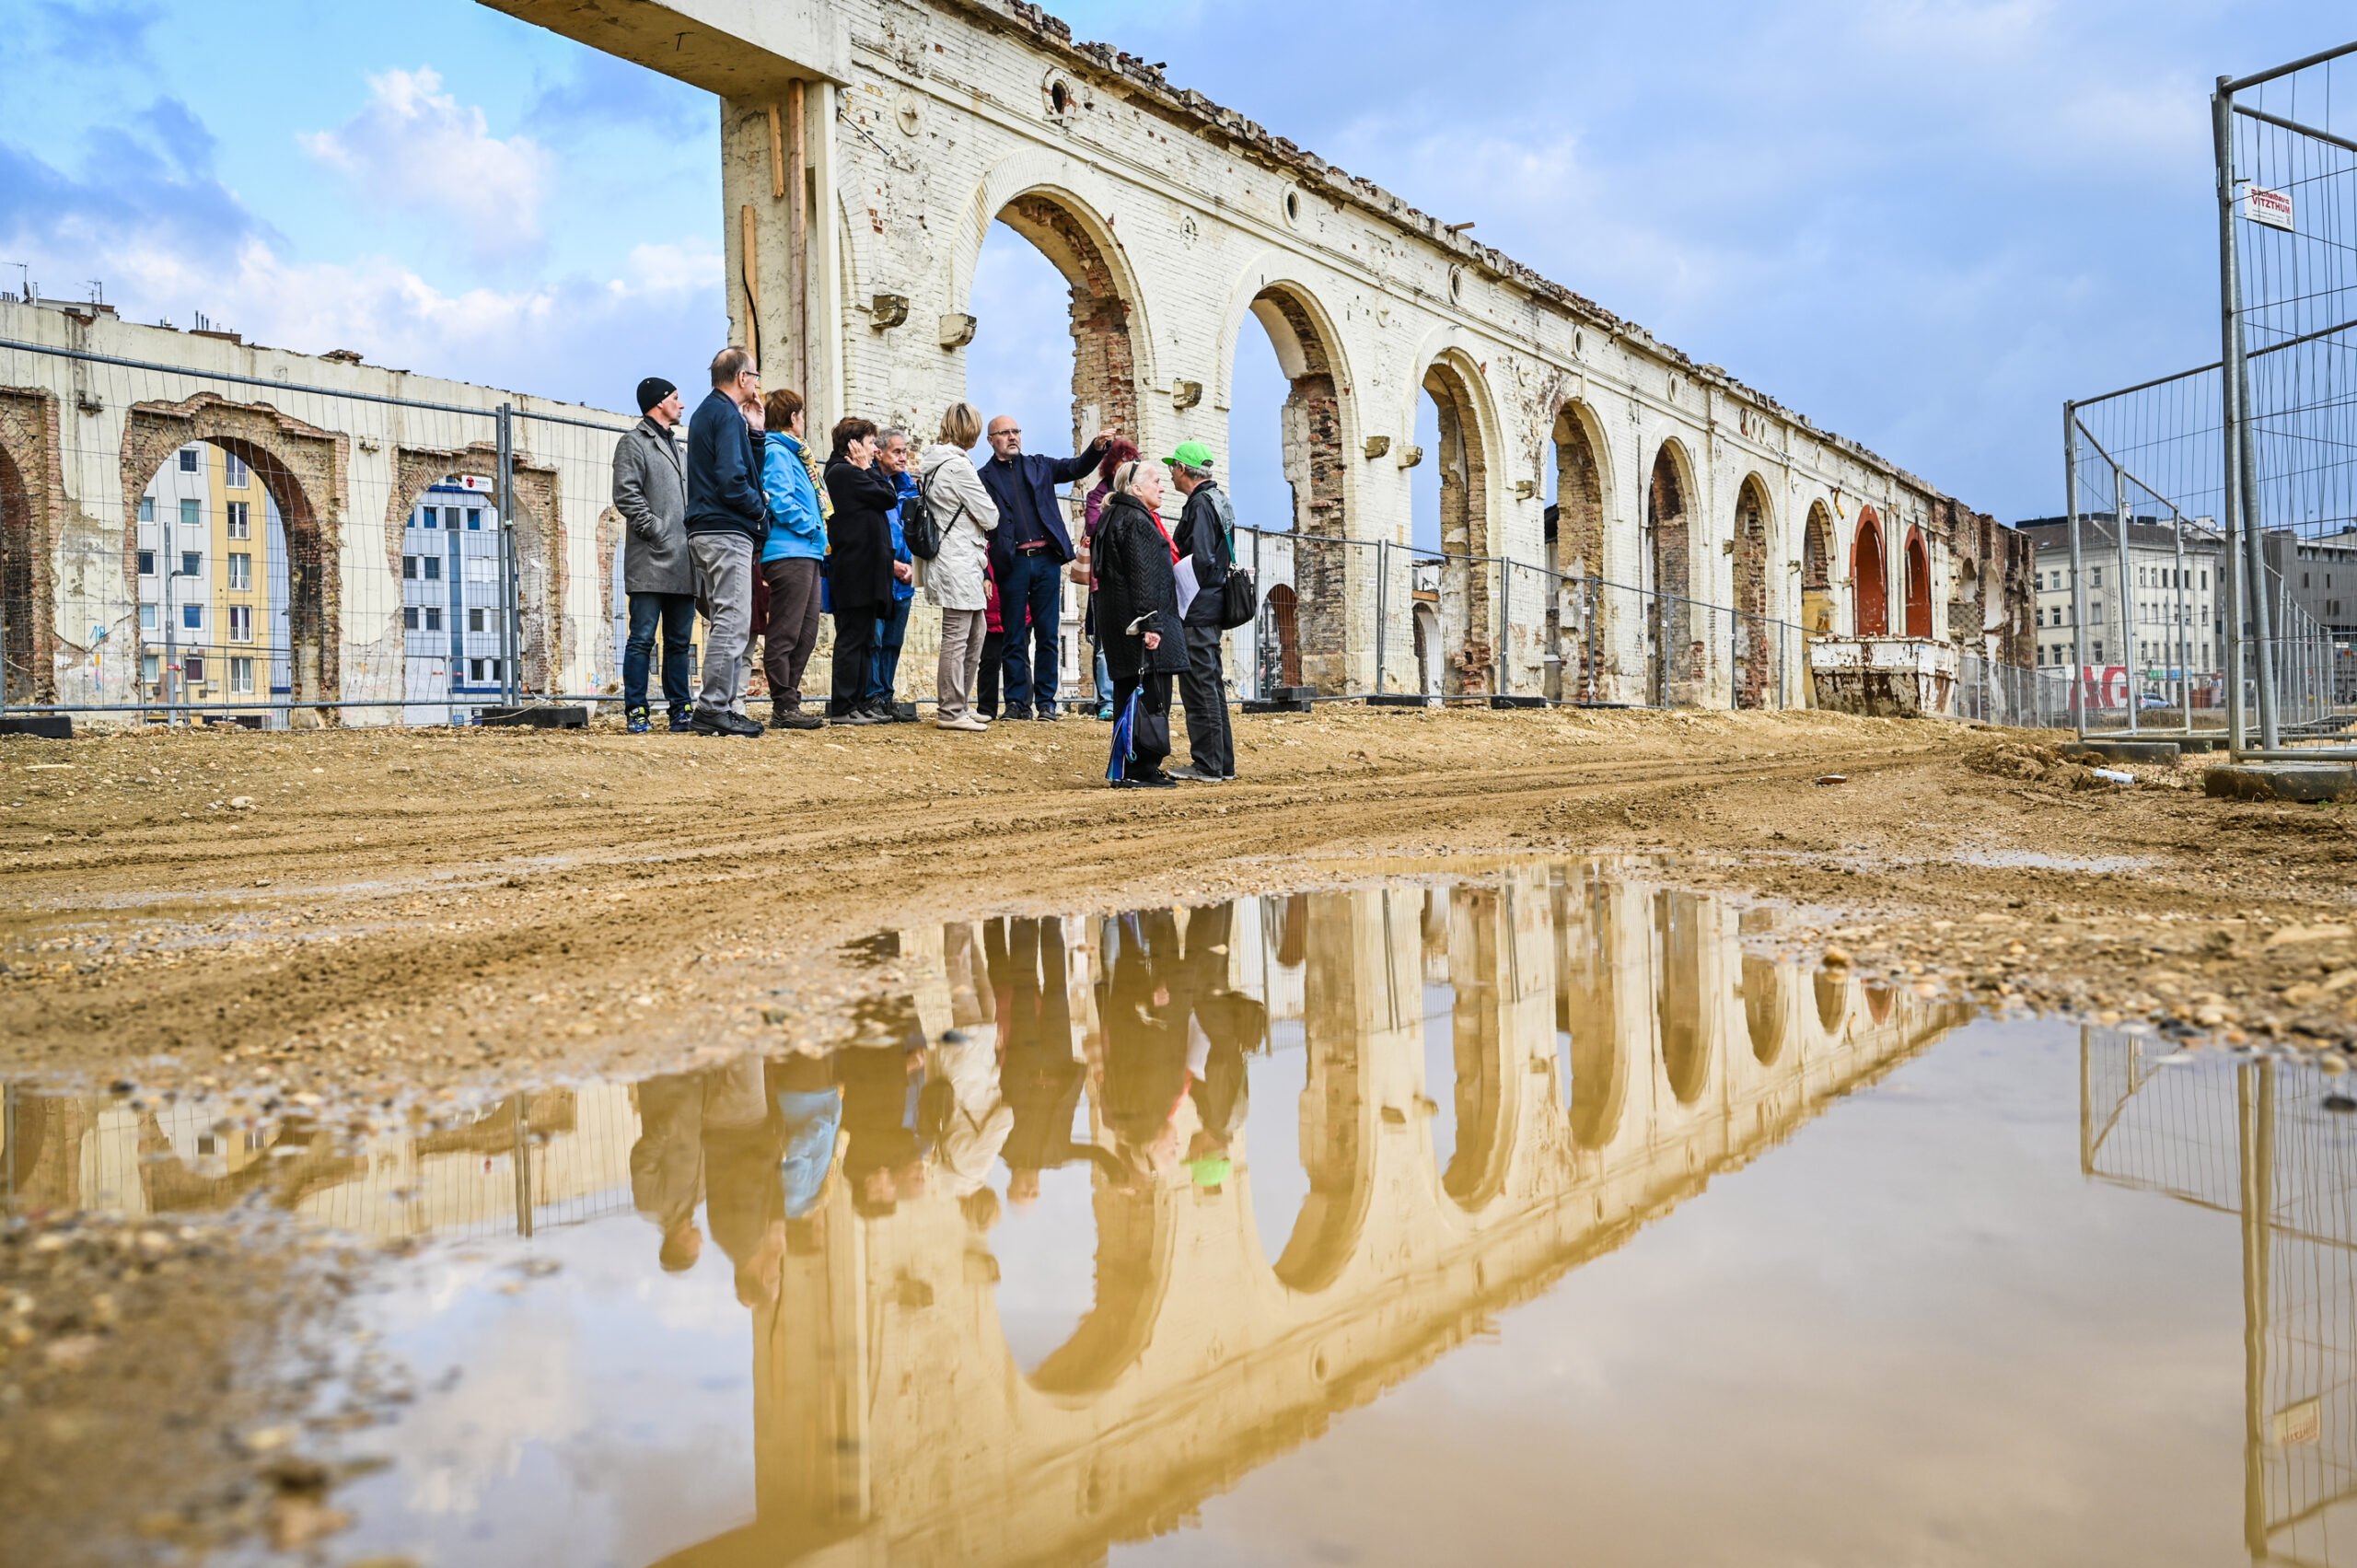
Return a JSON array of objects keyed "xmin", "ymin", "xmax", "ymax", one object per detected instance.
[
  {"xmin": 989, "ymin": 191, "xmax": 1141, "ymax": 454},
  {"xmin": 0, "ymin": 389, "xmax": 62, "ymax": 703},
  {"xmin": 1744, "ymin": 955, "xmax": 1788, "ymax": 1066},
  {"xmin": 1267, "ymin": 889, "xmax": 1380, "ymax": 1295},
  {"xmin": 1549, "ymin": 401, "xmax": 1608, "ymax": 701},
  {"xmin": 1645, "ymin": 439, "xmax": 1699, "ymax": 705},
  {"xmin": 1656, "ymin": 890, "xmax": 1711, "ymax": 1105},
  {"xmin": 1800, "ymin": 500, "xmax": 1836, "ymax": 633},
  {"xmin": 1903, "ymin": 524, "xmax": 1933, "ymax": 638},
  {"xmin": 1437, "ymin": 886, "xmax": 1519, "ymax": 1215},
  {"xmin": 1557, "ymin": 872, "xmax": 1629, "ymax": 1153},
  {"xmin": 385, "ymin": 447, "xmax": 565, "ymax": 694},
  {"xmin": 1422, "ymin": 354, "xmax": 1495, "ymax": 695},
  {"xmin": 1236, "ymin": 281, "xmax": 1351, "ymax": 691},
  {"xmin": 120, "ymin": 393, "xmax": 344, "ymax": 714},
  {"xmin": 1732, "ymin": 474, "xmax": 1775, "ymax": 708},
  {"xmin": 1852, "ymin": 505, "xmax": 1888, "ymax": 635}
]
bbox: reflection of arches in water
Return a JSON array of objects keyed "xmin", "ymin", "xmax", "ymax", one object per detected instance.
[
  {"xmin": 1865, "ymin": 983, "xmax": 1896, "ymax": 1026},
  {"xmin": 1271, "ymin": 891, "xmax": 1309, "ymax": 970},
  {"xmin": 1434, "ymin": 889, "xmax": 1513, "ymax": 1211},
  {"xmin": 1656, "ymin": 891, "xmax": 1709, "ymax": 1104},
  {"xmin": 1027, "ymin": 1186, "xmax": 1171, "ymax": 1396},
  {"xmin": 1555, "ymin": 871, "xmax": 1628, "ymax": 1151},
  {"xmin": 1264, "ymin": 890, "xmax": 1376, "ymax": 1293},
  {"xmin": 1814, "ymin": 970, "xmax": 1849, "ymax": 1034},
  {"xmin": 1744, "ymin": 956, "xmax": 1788, "ymax": 1065}
]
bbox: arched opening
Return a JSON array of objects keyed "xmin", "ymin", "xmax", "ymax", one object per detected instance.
[
  {"xmin": 964, "ymin": 196, "xmax": 1142, "ymax": 712},
  {"xmin": 1813, "ymin": 970, "xmax": 1848, "ymax": 1034},
  {"xmin": 1655, "ymin": 891, "xmax": 1709, "ymax": 1104},
  {"xmin": 122, "ymin": 398, "xmax": 337, "ymax": 719},
  {"xmin": 1424, "ymin": 887, "xmax": 1515, "ymax": 1211},
  {"xmin": 1732, "ymin": 477, "xmax": 1773, "ymax": 708},
  {"xmin": 1411, "ymin": 600, "xmax": 1440, "ymax": 698},
  {"xmin": 1549, "ymin": 404, "xmax": 1605, "ymax": 702},
  {"xmin": 1801, "ymin": 501, "xmax": 1835, "ymax": 634},
  {"xmin": 1556, "ymin": 869, "xmax": 1628, "ymax": 1151},
  {"xmin": 1227, "ymin": 285, "xmax": 1349, "ymax": 692},
  {"xmin": 125, "ymin": 435, "xmax": 296, "ymax": 725},
  {"xmin": 1264, "ymin": 583, "xmax": 1301, "ymax": 688},
  {"xmin": 1852, "ymin": 506, "xmax": 1888, "ymax": 636},
  {"xmin": 1646, "ymin": 445, "xmax": 1694, "ymax": 705},
  {"xmin": 1903, "ymin": 525, "xmax": 1933, "ymax": 638},
  {"xmin": 1422, "ymin": 359, "xmax": 1492, "ymax": 696},
  {"xmin": 1865, "ymin": 982, "xmax": 1897, "ymax": 1026},
  {"xmin": 1743, "ymin": 955, "xmax": 1787, "ymax": 1065},
  {"xmin": 388, "ymin": 447, "xmax": 562, "ymax": 717},
  {"xmin": 1261, "ymin": 890, "xmax": 1378, "ymax": 1294},
  {"xmin": 0, "ymin": 436, "xmax": 41, "ymax": 703}
]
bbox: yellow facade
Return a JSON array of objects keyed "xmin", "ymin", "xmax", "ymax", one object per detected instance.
[{"xmin": 195, "ymin": 444, "xmax": 268, "ymax": 714}]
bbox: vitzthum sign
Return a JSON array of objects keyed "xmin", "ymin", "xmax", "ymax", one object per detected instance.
[{"xmin": 2244, "ymin": 185, "xmax": 2294, "ymax": 232}]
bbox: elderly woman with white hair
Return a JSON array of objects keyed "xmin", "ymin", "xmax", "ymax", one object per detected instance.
[{"xmin": 1090, "ymin": 459, "xmax": 1191, "ymax": 787}]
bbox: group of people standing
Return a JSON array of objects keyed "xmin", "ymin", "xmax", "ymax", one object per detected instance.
[{"xmin": 611, "ymin": 347, "xmax": 1240, "ymax": 785}]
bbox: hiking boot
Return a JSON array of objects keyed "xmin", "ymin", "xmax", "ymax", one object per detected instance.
[
  {"xmin": 769, "ymin": 706, "xmax": 824, "ymax": 731},
  {"xmin": 1117, "ymin": 770, "xmax": 1178, "ymax": 789},
  {"xmin": 693, "ymin": 708, "xmax": 762, "ymax": 738},
  {"xmin": 830, "ymin": 708, "xmax": 884, "ymax": 726},
  {"xmin": 1003, "ymin": 707, "xmax": 1035, "ymax": 723}
]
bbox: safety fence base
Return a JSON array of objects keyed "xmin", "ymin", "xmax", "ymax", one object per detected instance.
[
  {"xmin": 482, "ymin": 705, "xmax": 589, "ymax": 730},
  {"xmin": 2204, "ymin": 762, "xmax": 2357, "ymax": 803},
  {"xmin": 1365, "ymin": 694, "xmax": 1429, "ymax": 709},
  {"xmin": 2063, "ymin": 739, "xmax": 2185, "ymax": 764},
  {"xmin": 0, "ymin": 715, "xmax": 73, "ymax": 739}
]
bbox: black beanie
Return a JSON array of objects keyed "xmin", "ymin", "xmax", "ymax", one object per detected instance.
[{"xmin": 636, "ymin": 377, "xmax": 677, "ymax": 414}]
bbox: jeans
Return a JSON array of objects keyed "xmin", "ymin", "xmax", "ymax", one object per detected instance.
[
  {"xmin": 999, "ymin": 550, "xmax": 1061, "ymax": 715},
  {"xmin": 761, "ymin": 556, "xmax": 823, "ymax": 711},
  {"xmin": 1178, "ymin": 621, "xmax": 1234, "ymax": 776},
  {"xmin": 689, "ymin": 532, "xmax": 759, "ymax": 716},
  {"xmin": 830, "ymin": 607, "xmax": 878, "ymax": 715},
  {"xmin": 624, "ymin": 591, "xmax": 697, "ymax": 718},
  {"xmin": 937, "ymin": 608, "xmax": 987, "ymax": 722},
  {"xmin": 978, "ymin": 630, "xmax": 1004, "ymax": 717},
  {"xmin": 1094, "ymin": 643, "xmax": 1114, "ymax": 714},
  {"xmin": 866, "ymin": 593, "xmax": 911, "ymax": 709}
]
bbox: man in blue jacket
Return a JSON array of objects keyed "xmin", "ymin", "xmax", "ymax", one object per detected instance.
[
  {"xmin": 978, "ymin": 414, "xmax": 1114, "ymax": 720},
  {"xmin": 684, "ymin": 346, "xmax": 769, "ymax": 738}
]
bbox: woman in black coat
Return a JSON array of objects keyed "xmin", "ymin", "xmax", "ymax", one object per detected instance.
[
  {"xmin": 822, "ymin": 417, "xmax": 900, "ymax": 724},
  {"xmin": 1092, "ymin": 461, "xmax": 1191, "ymax": 786}
]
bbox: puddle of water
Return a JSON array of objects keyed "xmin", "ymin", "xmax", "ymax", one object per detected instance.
[
  {"xmin": 4, "ymin": 858, "xmax": 2350, "ymax": 1565},
  {"xmin": 1949, "ymin": 847, "xmax": 2157, "ymax": 873}
]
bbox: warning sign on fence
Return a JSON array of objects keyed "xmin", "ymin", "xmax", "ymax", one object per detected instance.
[{"xmin": 2244, "ymin": 184, "xmax": 2295, "ymax": 232}]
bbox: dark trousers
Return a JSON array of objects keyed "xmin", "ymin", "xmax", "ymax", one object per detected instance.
[
  {"xmin": 830, "ymin": 607, "xmax": 878, "ymax": 715},
  {"xmin": 978, "ymin": 630, "xmax": 1004, "ymax": 717},
  {"xmin": 625, "ymin": 591, "xmax": 697, "ymax": 718},
  {"xmin": 1178, "ymin": 621, "xmax": 1233, "ymax": 776},
  {"xmin": 761, "ymin": 556, "xmax": 824, "ymax": 711},
  {"xmin": 1000, "ymin": 551, "xmax": 1061, "ymax": 715},
  {"xmin": 866, "ymin": 594, "xmax": 911, "ymax": 708},
  {"xmin": 1110, "ymin": 668, "xmax": 1174, "ymax": 779}
]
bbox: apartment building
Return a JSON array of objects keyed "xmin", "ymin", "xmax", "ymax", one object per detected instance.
[{"xmin": 136, "ymin": 441, "xmax": 284, "ymax": 722}]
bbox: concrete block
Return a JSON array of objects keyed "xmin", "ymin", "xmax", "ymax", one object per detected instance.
[
  {"xmin": 481, "ymin": 705, "xmax": 589, "ymax": 729},
  {"xmin": 2062, "ymin": 739, "xmax": 2180, "ymax": 764},
  {"xmin": 0, "ymin": 715, "xmax": 73, "ymax": 738},
  {"xmin": 2203, "ymin": 762, "xmax": 2357, "ymax": 802}
]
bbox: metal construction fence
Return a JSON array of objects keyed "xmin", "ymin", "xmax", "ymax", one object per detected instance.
[
  {"xmin": 0, "ymin": 332, "xmax": 634, "ymax": 727},
  {"xmin": 2063, "ymin": 41, "xmax": 2357, "ymax": 758}
]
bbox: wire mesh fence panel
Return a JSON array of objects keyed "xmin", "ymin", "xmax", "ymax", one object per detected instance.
[{"xmin": 0, "ymin": 334, "xmax": 637, "ymax": 726}]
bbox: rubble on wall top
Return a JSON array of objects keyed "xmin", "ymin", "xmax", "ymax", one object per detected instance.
[{"xmin": 943, "ymin": 0, "xmax": 1975, "ymax": 516}]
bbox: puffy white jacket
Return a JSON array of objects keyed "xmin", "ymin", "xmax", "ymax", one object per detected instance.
[{"xmin": 917, "ymin": 444, "xmax": 1000, "ymax": 610}]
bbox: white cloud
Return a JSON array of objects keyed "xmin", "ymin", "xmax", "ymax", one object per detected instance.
[{"xmin": 300, "ymin": 67, "xmax": 551, "ymax": 262}]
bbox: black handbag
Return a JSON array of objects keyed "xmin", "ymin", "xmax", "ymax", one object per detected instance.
[{"xmin": 1216, "ymin": 519, "xmax": 1257, "ymax": 630}]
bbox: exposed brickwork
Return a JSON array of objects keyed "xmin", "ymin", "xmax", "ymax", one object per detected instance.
[
  {"xmin": 1260, "ymin": 289, "xmax": 1350, "ymax": 692},
  {"xmin": 1002, "ymin": 195, "xmax": 1136, "ymax": 449},
  {"xmin": 1647, "ymin": 448, "xmax": 1695, "ymax": 704},
  {"xmin": 0, "ymin": 389, "xmax": 63, "ymax": 702},
  {"xmin": 1903, "ymin": 525, "xmax": 1933, "ymax": 638},
  {"xmin": 1851, "ymin": 506, "xmax": 1887, "ymax": 635},
  {"xmin": 1426, "ymin": 362, "xmax": 1491, "ymax": 694},
  {"xmin": 121, "ymin": 393, "xmax": 347, "ymax": 714},
  {"xmin": 1732, "ymin": 478, "xmax": 1771, "ymax": 708},
  {"xmin": 387, "ymin": 444, "xmax": 566, "ymax": 693},
  {"xmin": 1800, "ymin": 501, "xmax": 1834, "ymax": 633},
  {"xmin": 1551, "ymin": 407, "xmax": 1603, "ymax": 701}
]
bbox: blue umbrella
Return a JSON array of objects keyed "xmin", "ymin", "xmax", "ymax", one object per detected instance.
[{"xmin": 1106, "ymin": 686, "xmax": 1141, "ymax": 782}]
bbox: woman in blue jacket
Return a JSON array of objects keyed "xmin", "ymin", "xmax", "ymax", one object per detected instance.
[{"xmin": 759, "ymin": 389, "xmax": 830, "ymax": 729}]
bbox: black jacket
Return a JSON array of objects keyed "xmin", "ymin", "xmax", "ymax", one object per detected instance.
[
  {"xmin": 823, "ymin": 459, "xmax": 900, "ymax": 612},
  {"xmin": 980, "ymin": 447, "xmax": 1101, "ymax": 574},
  {"xmin": 1093, "ymin": 493, "xmax": 1191, "ymax": 679},
  {"xmin": 1171, "ymin": 480, "xmax": 1236, "ymax": 626},
  {"xmin": 684, "ymin": 389, "xmax": 768, "ymax": 544}
]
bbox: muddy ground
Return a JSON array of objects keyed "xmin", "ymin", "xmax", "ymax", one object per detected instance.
[{"xmin": 4, "ymin": 703, "xmax": 2354, "ymax": 1100}]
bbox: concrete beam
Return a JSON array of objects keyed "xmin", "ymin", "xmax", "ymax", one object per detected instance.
[{"xmin": 476, "ymin": 0, "xmax": 850, "ymax": 92}]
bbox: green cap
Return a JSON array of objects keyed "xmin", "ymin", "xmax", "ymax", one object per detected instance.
[
  {"xmin": 1187, "ymin": 1154, "xmax": 1231, "ymax": 1190},
  {"xmin": 1163, "ymin": 440, "xmax": 1214, "ymax": 470}
]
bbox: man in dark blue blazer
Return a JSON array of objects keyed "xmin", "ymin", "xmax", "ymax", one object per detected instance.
[{"xmin": 976, "ymin": 414, "xmax": 1114, "ymax": 720}]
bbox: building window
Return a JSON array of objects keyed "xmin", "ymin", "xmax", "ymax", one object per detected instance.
[
  {"xmin": 470, "ymin": 657, "xmax": 502, "ymax": 682},
  {"xmin": 469, "ymin": 608, "xmax": 484, "ymax": 632},
  {"xmin": 180, "ymin": 550, "xmax": 201, "ymax": 577},
  {"xmin": 138, "ymin": 496, "xmax": 154, "ymax": 524},
  {"xmin": 402, "ymin": 555, "xmax": 418, "ymax": 580},
  {"xmin": 423, "ymin": 555, "xmax": 441, "ymax": 580},
  {"xmin": 178, "ymin": 447, "xmax": 200, "ymax": 473},
  {"xmin": 139, "ymin": 603, "xmax": 157, "ymax": 631},
  {"xmin": 422, "ymin": 506, "xmax": 438, "ymax": 529},
  {"xmin": 229, "ymin": 656, "xmax": 254, "ymax": 695},
  {"xmin": 225, "ymin": 452, "xmax": 250, "ymax": 489},
  {"xmin": 403, "ymin": 606, "xmax": 420, "ymax": 630},
  {"xmin": 424, "ymin": 607, "xmax": 442, "ymax": 631},
  {"xmin": 227, "ymin": 552, "xmax": 251, "ymax": 591},
  {"xmin": 184, "ymin": 653, "xmax": 205, "ymax": 684},
  {"xmin": 470, "ymin": 658, "xmax": 485, "ymax": 681},
  {"xmin": 467, "ymin": 508, "xmax": 482, "ymax": 530},
  {"xmin": 2092, "ymin": 567, "xmax": 2103, "ymax": 587},
  {"xmin": 138, "ymin": 549, "xmax": 155, "ymax": 576},
  {"xmin": 2201, "ymin": 570, "xmax": 2210, "ymax": 590},
  {"xmin": 182, "ymin": 603, "xmax": 203, "ymax": 631},
  {"xmin": 227, "ymin": 605, "xmax": 252, "ymax": 643},
  {"xmin": 142, "ymin": 653, "xmax": 159, "ymax": 686},
  {"xmin": 180, "ymin": 498, "xmax": 201, "ymax": 530},
  {"xmin": 226, "ymin": 501, "xmax": 250, "ymax": 540},
  {"xmin": 2093, "ymin": 641, "xmax": 2104, "ymax": 662}
]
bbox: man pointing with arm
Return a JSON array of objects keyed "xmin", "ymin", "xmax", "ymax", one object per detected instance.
[{"xmin": 977, "ymin": 416, "xmax": 1113, "ymax": 721}]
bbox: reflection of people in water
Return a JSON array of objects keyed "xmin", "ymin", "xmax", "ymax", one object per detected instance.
[
  {"xmin": 838, "ymin": 997, "xmax": 929, "ymax": 1218},
  {"xmin": 771, "ymin": 1052, "xmax": 842, "ymax": 1229},
  {"xmin": 1176, "ymin": 902, "xmax": 1251, "ymax": 1192},
  {"xmin": 1101, "ymin": 909, "xmax": 1193, "ymax": 1177},
  {"xmin": 633, "ymin": 1072, "xmax": 710, "ymax": 1272},
  {"xmin": 993, "ymin": 916, "xmax": 1128, "ymax": 1203},
  {"xmin": 698, "ymin": 1058, "xmax": 786, "ymax": 1307},
  {"xmin": 930, "ymin": 1025, "xmax": 1012, "ymax": 1199}
]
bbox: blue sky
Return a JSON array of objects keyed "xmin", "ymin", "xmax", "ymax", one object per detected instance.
[{"xmin": 1, "ymin": 0, "xmax": 2349, "ymax": 528}]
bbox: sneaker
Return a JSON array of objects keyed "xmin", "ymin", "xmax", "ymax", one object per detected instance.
[
  {"xmin": 689, "ymin": 707, "xmax": 729, "ymax": 735},
  {"xmin": 1096, "ymin": 708, "xmax": 1115, "ymax": 721},
  {"xmin": 1117, "ymin": 770, "xmax": 1178, "ymax": 789},
  {"xmin": 975, "ymin": 712, "xmax": 996, "ymax": 725},
  {"xmin": 625, "ymin": 707, "xmax": 651, "ymax": 735},
  {"xmin": 1168, "ymin": 763, "xmax": 1222, "ymax": 783},
  {"xmin": 668, "ymin": 718, "xmax": 696, "ymax": 734},
  {"xmin": 769, "ymin": 708, "xmax": 824, "ymax": 731},
  {"xmin": 830, "ymin": 708, "xmax": 884, "ymax": 726},
  {"xmin": 935, "ymin": 713, "xmax": 988, "ymax": 732},
  {"xmin": 1035, "ymin": 708, "xmax": 1062, "ymax": 722},
  {"xmin": 1004, "ymin": 708, "xmax": 1035, "ymax": 723}
]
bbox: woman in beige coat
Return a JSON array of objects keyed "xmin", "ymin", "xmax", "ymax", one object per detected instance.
[{"xmin": 918, "ymin": 401, "xmax": 1002, "ymax": 730}]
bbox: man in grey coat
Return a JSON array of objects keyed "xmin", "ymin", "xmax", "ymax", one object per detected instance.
[{"xmin": 613, "ymin": 377, "xmax": 695, "ymax": 734}]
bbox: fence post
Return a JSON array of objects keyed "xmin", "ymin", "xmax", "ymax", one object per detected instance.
[
  {"xmin": 1374, "ymin": 536, "xmax": 1387, "ymax": 697},
  {"xmin": 1496, "ymin": 555, "xmax": 1508, "ymax": 697},
  {"xmin": 496, "ymin": 403, "xmax": 518, "ymax": 709},
  {"xmin": 2116, "ymin": 462, "xmax": 2137, "ymax": 736},
  {"xmin": 2064, "ymin": 402, "xmax": 2091, "ymax": 737}
]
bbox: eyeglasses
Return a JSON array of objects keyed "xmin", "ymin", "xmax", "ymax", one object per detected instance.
[{"xmin": 993, "ymin": 427, "xmax": 1021, "ymax": 437}]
